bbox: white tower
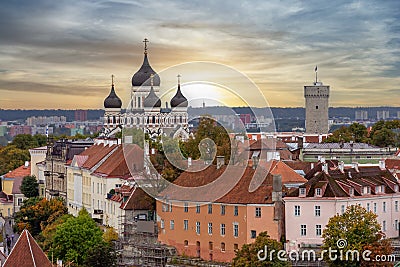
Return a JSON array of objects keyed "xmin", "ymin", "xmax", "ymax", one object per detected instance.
[{"xmin": 304, "ymin": 66, "xmax": 330, "ymax": 134}]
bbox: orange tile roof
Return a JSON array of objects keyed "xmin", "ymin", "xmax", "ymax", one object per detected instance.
[
  {"xmin": 160, "ymin": 161, "xmax": 301, "ymax": 204},
  {"xmin": 4, "ymin": 164, "xmax": 31, "ymax": 178},
  {"xmin": 4, "ymin": 229, "xmax": 52, "ymax": 267}
]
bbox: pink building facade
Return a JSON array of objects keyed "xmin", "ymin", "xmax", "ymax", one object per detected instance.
[{"xmin": 284, "ymin": 163, "xmax": 400, "ymax": 251}]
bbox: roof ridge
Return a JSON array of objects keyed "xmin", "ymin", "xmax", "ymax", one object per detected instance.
[{"xmin": 26, "ymin": 230, "xmax": 37, "ymax": 267}]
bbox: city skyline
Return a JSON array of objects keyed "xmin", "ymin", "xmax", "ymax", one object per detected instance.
[{"xmin": 0, "ymin": 0, "xmax": 399, "ymax": 109}]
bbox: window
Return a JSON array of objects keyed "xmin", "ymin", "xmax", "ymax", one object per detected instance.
[
  {"xmin": 184, "ymin": 202, "xmax": 188, "ymax": 212},
  {"xmin": 208, "ymin": 223, "xmax": 213, "ymax": 235},
  {"xmin": 160, "ymin": 219, "xmax": 165, "ymax": 229},
  {"xmin": 234, "ymin": 244, "xmax": 238, "ymax": 251},
  {"xmin": 299, "ymin": 188, "xmax": 306, "ymax": 196},
  {"xmin": 169, "ymin": 203, "xmax": 172, "ymax": 212},
  {"xmin": 209, "ymin": 241, "xmax": 213, "ymax": 250},
  {"xmin": 383, "ymin": 202, "xmax": 386, "ymax": 213},
  {"xmin": 221, "ymin": 205, "xmax": 226, "ymax": 215},
  {"xmin": 208, "ymin": 204, "xmax": 213, "ymax": 214},
  {"xmin": 374, "ymin": 203, "xmax": 377, "ymax": 213},
  {"xmin": 316, "ymin": 225, "xmax": 322, "ymax": 236},
  {"xmin": 170, "ymin": 220, "xmax": 174, "ymax": 230},
  {"xmin": 196, "ymin": 222, "xmax": 200, "ymax": 234},
  {"xmin": 250, "ymin": 230, "xmax": 257, "ymax": 239},
  {"xmin": 367, "ymin": 203, "xmax": 370, "ymax": 212},
  {"xmin": 315, "ymin": 105, "xmax": 319, "ymax": 110},
  {"xmin": 220, "ymin": 224, "xmax": 226, "ymax": 236},
  {"xmin": 184, "ymin": 220, "xmax": 188, "ymax": 231},
  {"xmin": 395, "ymin": 201, "xmax": 399, "ymax": 212},
  {"xmin": 316, "ymin": 188, "xmax": 321, "ymax": 196},
  {"xmin": 383, "ymin": 220, "xmax": 386, "ymax": 232},
  {"xmin": 315, "ymin": 205, "xmax": 321, "ymax": 217},
  {"xmin": 184, "ymin": 240, "xmax": 188, "ymax": 247},
  {"xmin": 234, "ymin": 205, "xmax": 238, "ymax": 216},
  {"xmin": 196, "ymin": 204, "xmax": 200, "ymax": 213},
  {"xmin": 301, "ymin": 225, "xmax": 307, "ymax": 236},
  {"xmin": 255, "ymin": 207, "xmax": 261, "ymax": 218},
  {"xmin": 17, "ymin": 198, "xmax": 23, "ymax": 206},
  {"xmin": 395, "ymin": 220, "xmax": 399, "ymax": 231},
  {"xmin": 233, "ymin": 223, "xmax": 239, "ymax": 237},
  {"xmin": 294, "ymin": 205, "xmax": 300, "ymax": 216},
  {"xmin": 341, "ymin": 205, "xmax": 345, "ymax": 214},
  {"xmin": 221, "ymin": 242, "xmax": 226, "ymax": 251}
]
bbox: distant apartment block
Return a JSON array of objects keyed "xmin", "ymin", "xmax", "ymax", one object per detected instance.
[
  {"xmin": 9, "ymin": 125, "xmax": 31, "ymax": 137},
  {"xmin": 26, "ymin": 116, "xmax": 67, "ymax": 126},
  {"xmin": 355, "ymin": 110, "xmax": 368, "ymax": 120},
  {"xmin": 0, "ymin": 126, "xmax": 7, "ymax": 136},
  {"xmin": 74, "ymin": 109, "xmax": 88, "ymax": 121},
  {"xmin": 31, "ymin": 126, "xmax": 53, "ymax": 136},
  {"xmin": 377, "ymin": 110, "xmax": 390, "ymax": 120},
  {"xmin": 397, "ymin": 111, "xmax": 400, "ymax": 119}
]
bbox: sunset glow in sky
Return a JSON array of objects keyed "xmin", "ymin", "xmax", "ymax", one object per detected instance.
[{"xmin": 0, "ymin": 0, "xmax": 399, "ymax": 109}]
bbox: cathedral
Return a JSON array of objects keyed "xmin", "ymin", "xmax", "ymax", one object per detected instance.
[{"xmin": 103, "ymin": 39, "xmax": 189, "ymax": 140}]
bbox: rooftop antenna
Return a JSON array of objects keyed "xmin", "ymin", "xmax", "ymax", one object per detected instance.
[
  {"xmin": 111, "ymin": 74, "xmax": 114, "ymax": 86},
  {"xmin": 314, "ymin": 65, "xmax": 318, "ymax": 84}
]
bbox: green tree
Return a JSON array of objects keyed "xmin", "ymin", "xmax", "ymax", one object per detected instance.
[
  {"xmin": 322, "ymin": 205, "xmax": 392, "ymax": 267},
  {"xmin": 103, "ymin": 227, "xmax": 118, "ymax": 244},
  {"xmin": 11, "ymin": 134, "xmax": 41, "ymax": 149},
  {"xmin": 325, "ymin": 123, "xmax": 369, "ymax": 143},
  {"xmin": 0, "ymin": 145, "xmax": 30, "ymax": 175},
  {"xmin": 83, "ymin": 242, "xmax": 119, "ymax": 267},
  {"xmin": 20, "ymin": 175, "xmax": 39, "ymax": 198},
  {"xmin": 372, "ymin": 128, "xmax": 395, "ymax": 147},
  {"xmin": 38, "ymin": 213, "xmax": 73, "ymax": 252},
  {"xmin": 232, "ymin": 231, "xmax": 289, "ymax": 267},
  {"xmin": 50, "ymin": 208, "xmax": 105, "ymax": 265},
  {"xmin": 182, "ymin": 116, "xmax": 232, "ymax": 163}
]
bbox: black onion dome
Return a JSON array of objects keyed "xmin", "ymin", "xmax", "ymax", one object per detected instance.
[
  {"xmin": 104, "ymin": 84, "xmax": 122, "ymax": 109},
  {"xmin": 131, "ymin": 54, "xmax": 160, "ymax": 87},
  {"xmin": 143, "ymin": 86, "xmax": 161, "ymax": 108},
  {"xmin": 170, "ymin": 83, "xmax": 188, "ymax": 108}
]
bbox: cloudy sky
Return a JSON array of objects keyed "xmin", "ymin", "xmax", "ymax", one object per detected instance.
[{"xmin": 0, "ymin": 0, "xmax": 399, "ymax": 109}]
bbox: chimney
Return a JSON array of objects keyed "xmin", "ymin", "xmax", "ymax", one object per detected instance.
[
  {"xmin": 188, "ymin": 157, "xmax": 192, "ymax": 167},
  {"xmin": 379, "ymin": 160, "xmax": 385, "ymax": 170},
  {"xmin": 311, "ymin": 162, "xmax": 314, "ymax": 169},
  {"xmin": 297, "ymin": 136, "xmax": 304, "ymax": 149},
  {"xmin": 339, "ymin": 161, "xmax": 344, "ymax": 172},
  {"xmin": 352, "ymin": 162, "xmax": 359, "ymax": 172},
  {"xmin": 216, "ymin": 156, "xmax": 225, "ymax": 169},
  {"xmin": 320, "ymin": 156, "xmax": 326, "ymax": 163},
  {"xmin": 322, "ymin": 163, "xmax": 329, "ymax": 174}
]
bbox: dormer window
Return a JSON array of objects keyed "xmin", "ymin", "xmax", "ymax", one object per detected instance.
[
  {"xmin": 315, "ymin": 188, "xmax": 322, "ymax": 197},
  {"xmin": 299, "ymin": 188, "xmax": 306, "ymax": 197},
  {"xmin": 349, "ymin": 187, "xmax": 354, "ymax": 196},
  {"xmin": 375, "ymin": 186, "xmax": 380, "ymax": 194},
  {"xmin": 363, "ymin": 186, "xmax": 371, "ymax": 195}
]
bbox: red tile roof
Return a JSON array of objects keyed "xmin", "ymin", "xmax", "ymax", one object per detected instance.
[
  {"xmin": 385, "ymin": 159, "xmax": 400, "ymax": 170},
  {"xmin": 4, "ymin": 164, "xmax": 31, "ymax": 179},
  {"xmin": 121, "ymin": 186, "xmax": 154, "ymax": 210},
  {"xmin": 93, "ymin": 144, "xmax": 143, "ymax": 179},
  {"xmin": 3, "ymin": 229, "xmax": 52, "ymax": 267},
  {"xmin": 79, "ymin": 143, "xmax": 117, "ymax": 169}
]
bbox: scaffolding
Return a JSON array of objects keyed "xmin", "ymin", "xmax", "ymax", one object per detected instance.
[{"xmin": 117, "ymin": 214, "xmax": 176, "ymax": 267}]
